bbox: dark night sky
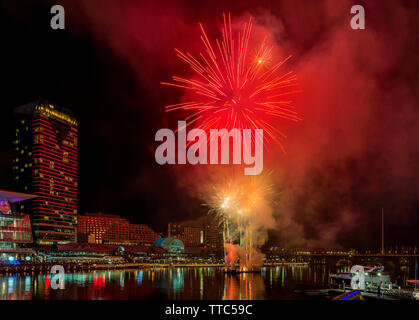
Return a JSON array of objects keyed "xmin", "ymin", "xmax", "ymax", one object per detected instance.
[{"xmin": 1, "ymin": 0, "xmax": 419, "ymax": 250}]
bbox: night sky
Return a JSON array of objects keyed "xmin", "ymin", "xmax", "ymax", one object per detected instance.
[{"xmin": 1, "ymin": 0, "xmax": 419, "ymax": 250}]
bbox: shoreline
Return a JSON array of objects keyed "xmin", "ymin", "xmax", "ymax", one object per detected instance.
[{"xmin": 0, "ymin": 261, "xmax": 310, "ymax": 275}]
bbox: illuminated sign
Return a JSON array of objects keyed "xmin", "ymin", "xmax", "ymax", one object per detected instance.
[{"xmin": 35, "ymin": 104, "xmax": 78, "ymax": 127}]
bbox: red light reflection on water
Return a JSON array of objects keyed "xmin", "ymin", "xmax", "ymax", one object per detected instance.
[
  {"xmin": 93, "ymin": 275, "xmax": 106, "ymax": 288},
  {"xmin": 44, "ymin": 276, "xmax": 50, "ymax": 296}
]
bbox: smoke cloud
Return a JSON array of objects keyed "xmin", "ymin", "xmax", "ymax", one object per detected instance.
[{"xmin": 64, "ymin": 0, "xmax": 419, "ymax": 249}]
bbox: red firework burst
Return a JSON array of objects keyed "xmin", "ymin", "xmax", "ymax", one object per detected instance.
[{"xmin": 161, "ymin": 13, "xmax": 301, "ymax": 150}]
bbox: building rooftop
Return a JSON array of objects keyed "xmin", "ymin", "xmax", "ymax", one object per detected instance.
[{"xmin": 14, "ymin": 99, "xmax": 77, "ymax": 127}]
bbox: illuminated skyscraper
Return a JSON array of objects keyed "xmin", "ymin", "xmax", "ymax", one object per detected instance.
[{"xmin": 13, "ymin": 100, "xmax": 78, "ymax": 244}]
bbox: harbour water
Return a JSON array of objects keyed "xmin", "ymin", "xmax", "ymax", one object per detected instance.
[{"xmin": 0, "ymin": 261, "xmax": 415, "ymax": 300}]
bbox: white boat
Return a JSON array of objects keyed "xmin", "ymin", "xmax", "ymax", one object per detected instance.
[
  {"xmin": 329, "ymin": 265, "xmax": 393, "ymax": 290},
  {"xmin": 411, "ymin": 258, "xmax": 418, "ymax": 300}
]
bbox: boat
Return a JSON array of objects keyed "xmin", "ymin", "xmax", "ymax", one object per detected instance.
[
  {"xmin": 407, "ymin": 258, "xmax": 419, "ymax": 300},
  {"xmin": 329, "ymin": 265, "xmax": 393, "ymax": 290},
  {"xmin": 406, "ymin": 279, "xmax": 419, "ymax": 287}
]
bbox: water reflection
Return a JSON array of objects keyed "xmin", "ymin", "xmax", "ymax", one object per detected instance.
[
  {"xmin": 223, "ymin": 273, "xmax": 266, "ymax": 300},
  {"xmin": 0, "ymin": 262, "xmax": 414, "ymax": 300}
]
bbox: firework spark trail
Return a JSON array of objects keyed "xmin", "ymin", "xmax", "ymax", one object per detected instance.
[
  {"xmin": 204, "ymin": 171, "xmax": 276, "ymax": 269},
  {"xmin": 161, "ymin": 13, "xmax": 301, "ymax": 150},
  {"xmin": 206, "ymin": 172, "xmax": 274, "ymax": 226}
]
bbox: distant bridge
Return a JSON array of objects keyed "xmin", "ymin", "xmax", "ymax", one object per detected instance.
[{"xmin": 294, "ymin": 253, "xmax": 419, "ymax": 258}]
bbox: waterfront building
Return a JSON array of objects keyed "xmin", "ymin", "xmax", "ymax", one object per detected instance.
[
  {"xmin": 168, "ymin": 223, "xmax": 202, "ymax": 247},
  {"xmin": 13, "ymin": 100, "xmax": 78, "ymax": 244},
  {"xmin": 168, "ymin": 214, "xmax": 223, "ymax": 256},
  {"xmin": 0, "ymin": 190, "xmax": 36, "ymax": 262},
  {"xmin": 203, "ymin": 214, "xmax": 223, "ymax": 255},
  {"xmin": 153, "ymin": 237, "xmax": 184, "ymax": 254},
  {"xmin": 77, "ymin": 212, "xmax": 158, "ymax": 245},
  {"xmin": 129, "ymin": 223, "xmax": 159, "ymax": 243}
]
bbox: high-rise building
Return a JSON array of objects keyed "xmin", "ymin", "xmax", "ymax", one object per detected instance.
[{"xmin": 13, "ymin": 100, "xmax": 78, "ymax": 244}]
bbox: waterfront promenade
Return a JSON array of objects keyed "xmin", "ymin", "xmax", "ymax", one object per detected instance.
[{"xmin": 0, "ymin": 261, "xmax": 312, "ymax": 275}]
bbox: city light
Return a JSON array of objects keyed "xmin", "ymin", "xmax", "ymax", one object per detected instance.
[{"xmin": 0, "ymin": 1, "xmax": 418, "ymax": 306}]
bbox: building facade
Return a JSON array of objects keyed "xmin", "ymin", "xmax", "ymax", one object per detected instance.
[
  {"xmin": 78, "ymin": 212, "xmax": 158, "ymax": 245},
  {"xmin": 0, "ymin": 190, "xmax": 36, "ymax": 261},
  {"xmin": 129, "ymin": 223, "xmax": 159, "ymax": 243},
  {"xmin": 168, "ymin": 223, "xmax": 202, "ymax": 248},
  {"xmin": 13, "ymin": 101, "xmax": 78, "ymax": 244},
  {"xmin": 168, "ymin": 214, "xmax": 223, "ymax": 256},
  {"xmin": 203, "ymin": 215, "xmax": 223, "ymax": 254}
]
